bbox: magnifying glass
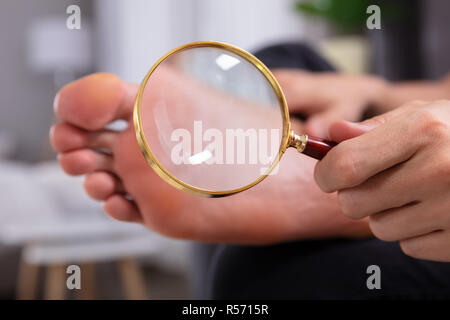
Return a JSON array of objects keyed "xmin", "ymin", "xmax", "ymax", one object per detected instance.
[{"xmin": 133, "ymin": 41, "xmax": 336, "ymax": 197}]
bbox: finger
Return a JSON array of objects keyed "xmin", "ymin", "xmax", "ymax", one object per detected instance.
[
  {"xmin": 400, "ymin": 230, "xmax": 450, "ymax": 262},
  {"xmin": 58, "ymin": 149, "xmax": 114, "ymax": 175},
  {"xmin": 367, "ymin": 199, "xmax": 444, "ymax": 241},
  {"xmin": 83, "ymin": 172, "xmax": 124, "ymax": 200},
  {"xmin": 103, "ymin": 194, "xmax": 142, "ymax": 223},
  {"xmin": 336, "ymin": 154, "xmax": 428, "ymax": 219},
  {"xmin": 272, "ymin": 69, "xmax": 326, "ymax": 114},
  {"xmin": 315, "ymin": 104, "xmax": 427, "ymax": 192},
  {"xmin": 328, "ymin": 100, "xmax": 428, "ymax": 142},
  {"xmin": 50, "ymin": 123, "xmax": 118, "ymax": 153},
  {"xmin": 305, "ymin": 104, "xmax": 364, "ymax": 138},
  {"xmin": 328, "ymin": 120, "xmax": 373, "ymax": 143},
  {"xmin": 54, "ymin": 73, "xmax": 138, "ymax": 130}
]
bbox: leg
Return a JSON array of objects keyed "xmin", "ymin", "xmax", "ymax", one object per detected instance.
[{"xmin": 210, "ymin": 238, "xmax": 450, "ymax": 299}]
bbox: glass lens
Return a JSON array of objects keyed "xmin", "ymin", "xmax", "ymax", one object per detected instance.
[{"xmin": 138, "ymin": 46, "xmax": 284, "ymax": 192}]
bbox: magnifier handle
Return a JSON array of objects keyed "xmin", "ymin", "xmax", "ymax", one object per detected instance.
[
  {"xmin": 303, "ymin": 136, "xmax": 337, "ymax": 160},
  {"xmin": 291, "ymin": 133, "xmax": 337, "ymax": 160}
]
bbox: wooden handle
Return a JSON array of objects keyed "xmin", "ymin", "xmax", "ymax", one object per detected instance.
[{"xmin": 303, "ymin": 136, "xmax": 337, "ymax": 160}]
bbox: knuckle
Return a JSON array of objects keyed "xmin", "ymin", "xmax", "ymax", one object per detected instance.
[
  {"xmin": 367, "ymin": 113, "xmax": 392, "ymax": 127},
  {"xmin": 414, "ymin": 108, "xmax": 449, "ymax": 140}
]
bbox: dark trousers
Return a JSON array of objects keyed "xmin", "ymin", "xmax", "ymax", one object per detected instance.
[{"xmin": 190, "ymin": 43, "xmax": 450, "ymax": 300}]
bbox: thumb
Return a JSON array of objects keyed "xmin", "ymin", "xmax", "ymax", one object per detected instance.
[{"xmin": 328, "ymin": 111, "xmax": 396, "ymax": 142}]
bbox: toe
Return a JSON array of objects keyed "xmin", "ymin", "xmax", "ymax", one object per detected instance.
[
  {"xmin": 103, "ymin": 194, "xmax": 142, "ymax": 223},
  {"xmin": 83, "ymin": 172, "xmax": 123, "ymax": 200},
  {"xmin": 58, "ymin": 149, "xmax": 114, "ymax": 175},
  {"xmin": 87, "ymin": 130, "xmax": 119, "ymax": 151},
  {"xmin": 51, "ymin": 123, "xmax": 119, "ymax": 153},
  {"xmin": 50, "ymin": 123, "xmax": 88, "ymax": 152},
  {"xmin": 54, "ymin": 73, "xmax": 138, "ymax": 130}
]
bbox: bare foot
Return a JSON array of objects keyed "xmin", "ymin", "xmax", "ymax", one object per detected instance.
[{"xmin": 50, "ymin": 73, "xmax": 370, "ymax": 244}]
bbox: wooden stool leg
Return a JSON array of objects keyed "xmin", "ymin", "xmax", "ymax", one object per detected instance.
[
  {"xmin": 44, "ymin": 264, "xmax": 66, "ymax": 300},
  {"xmin": 117, "ymin": 257, "xmax": 148, "ymax": 300},
  {"xmin": 76, "ymin": 263, "xmax": 96, "ymax": 300},
  {"xmin": 16, "ymin": 259, "xmax": 40, "ymax": 300}
]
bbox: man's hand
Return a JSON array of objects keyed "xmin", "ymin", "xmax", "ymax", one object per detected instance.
[
  {"xmin": 314, "ymin": 100, "xmax": 450, "ymax": 261},
  {"xmin": 272, "ymin": 69, "xmax": 386, "ymax": 137}
]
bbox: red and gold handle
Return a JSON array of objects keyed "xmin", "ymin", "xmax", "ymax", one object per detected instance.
[{"xmin": 290, "ymin": 132, "xmax": 337, "ymax": 160}]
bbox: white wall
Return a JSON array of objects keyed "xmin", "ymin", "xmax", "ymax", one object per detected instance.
[
  {"xmin": 0, "ymin": 0, "xmax": 93, "ymax": 162},
  {"xmin": 194, "ymin": 0, "xmax": 306, "ymax": 49},
  {"xmin": 94, "ymin": 0, "xmax": 308, "ymax": 83}
]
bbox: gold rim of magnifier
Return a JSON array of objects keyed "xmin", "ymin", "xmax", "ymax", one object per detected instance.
[{"xmin": 133, "ymin": 41, "xmax": 291, "ymax": 197}]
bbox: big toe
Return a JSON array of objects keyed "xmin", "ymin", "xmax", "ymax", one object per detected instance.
[{"xmin": 54, "ymin": 73, "xmax": 136, "ymax": 130}]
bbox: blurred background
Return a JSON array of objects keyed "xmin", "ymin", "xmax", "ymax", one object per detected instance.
[{"xmin": 0, "ymin": 0, "xmax": 449, "ymax": 299}]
